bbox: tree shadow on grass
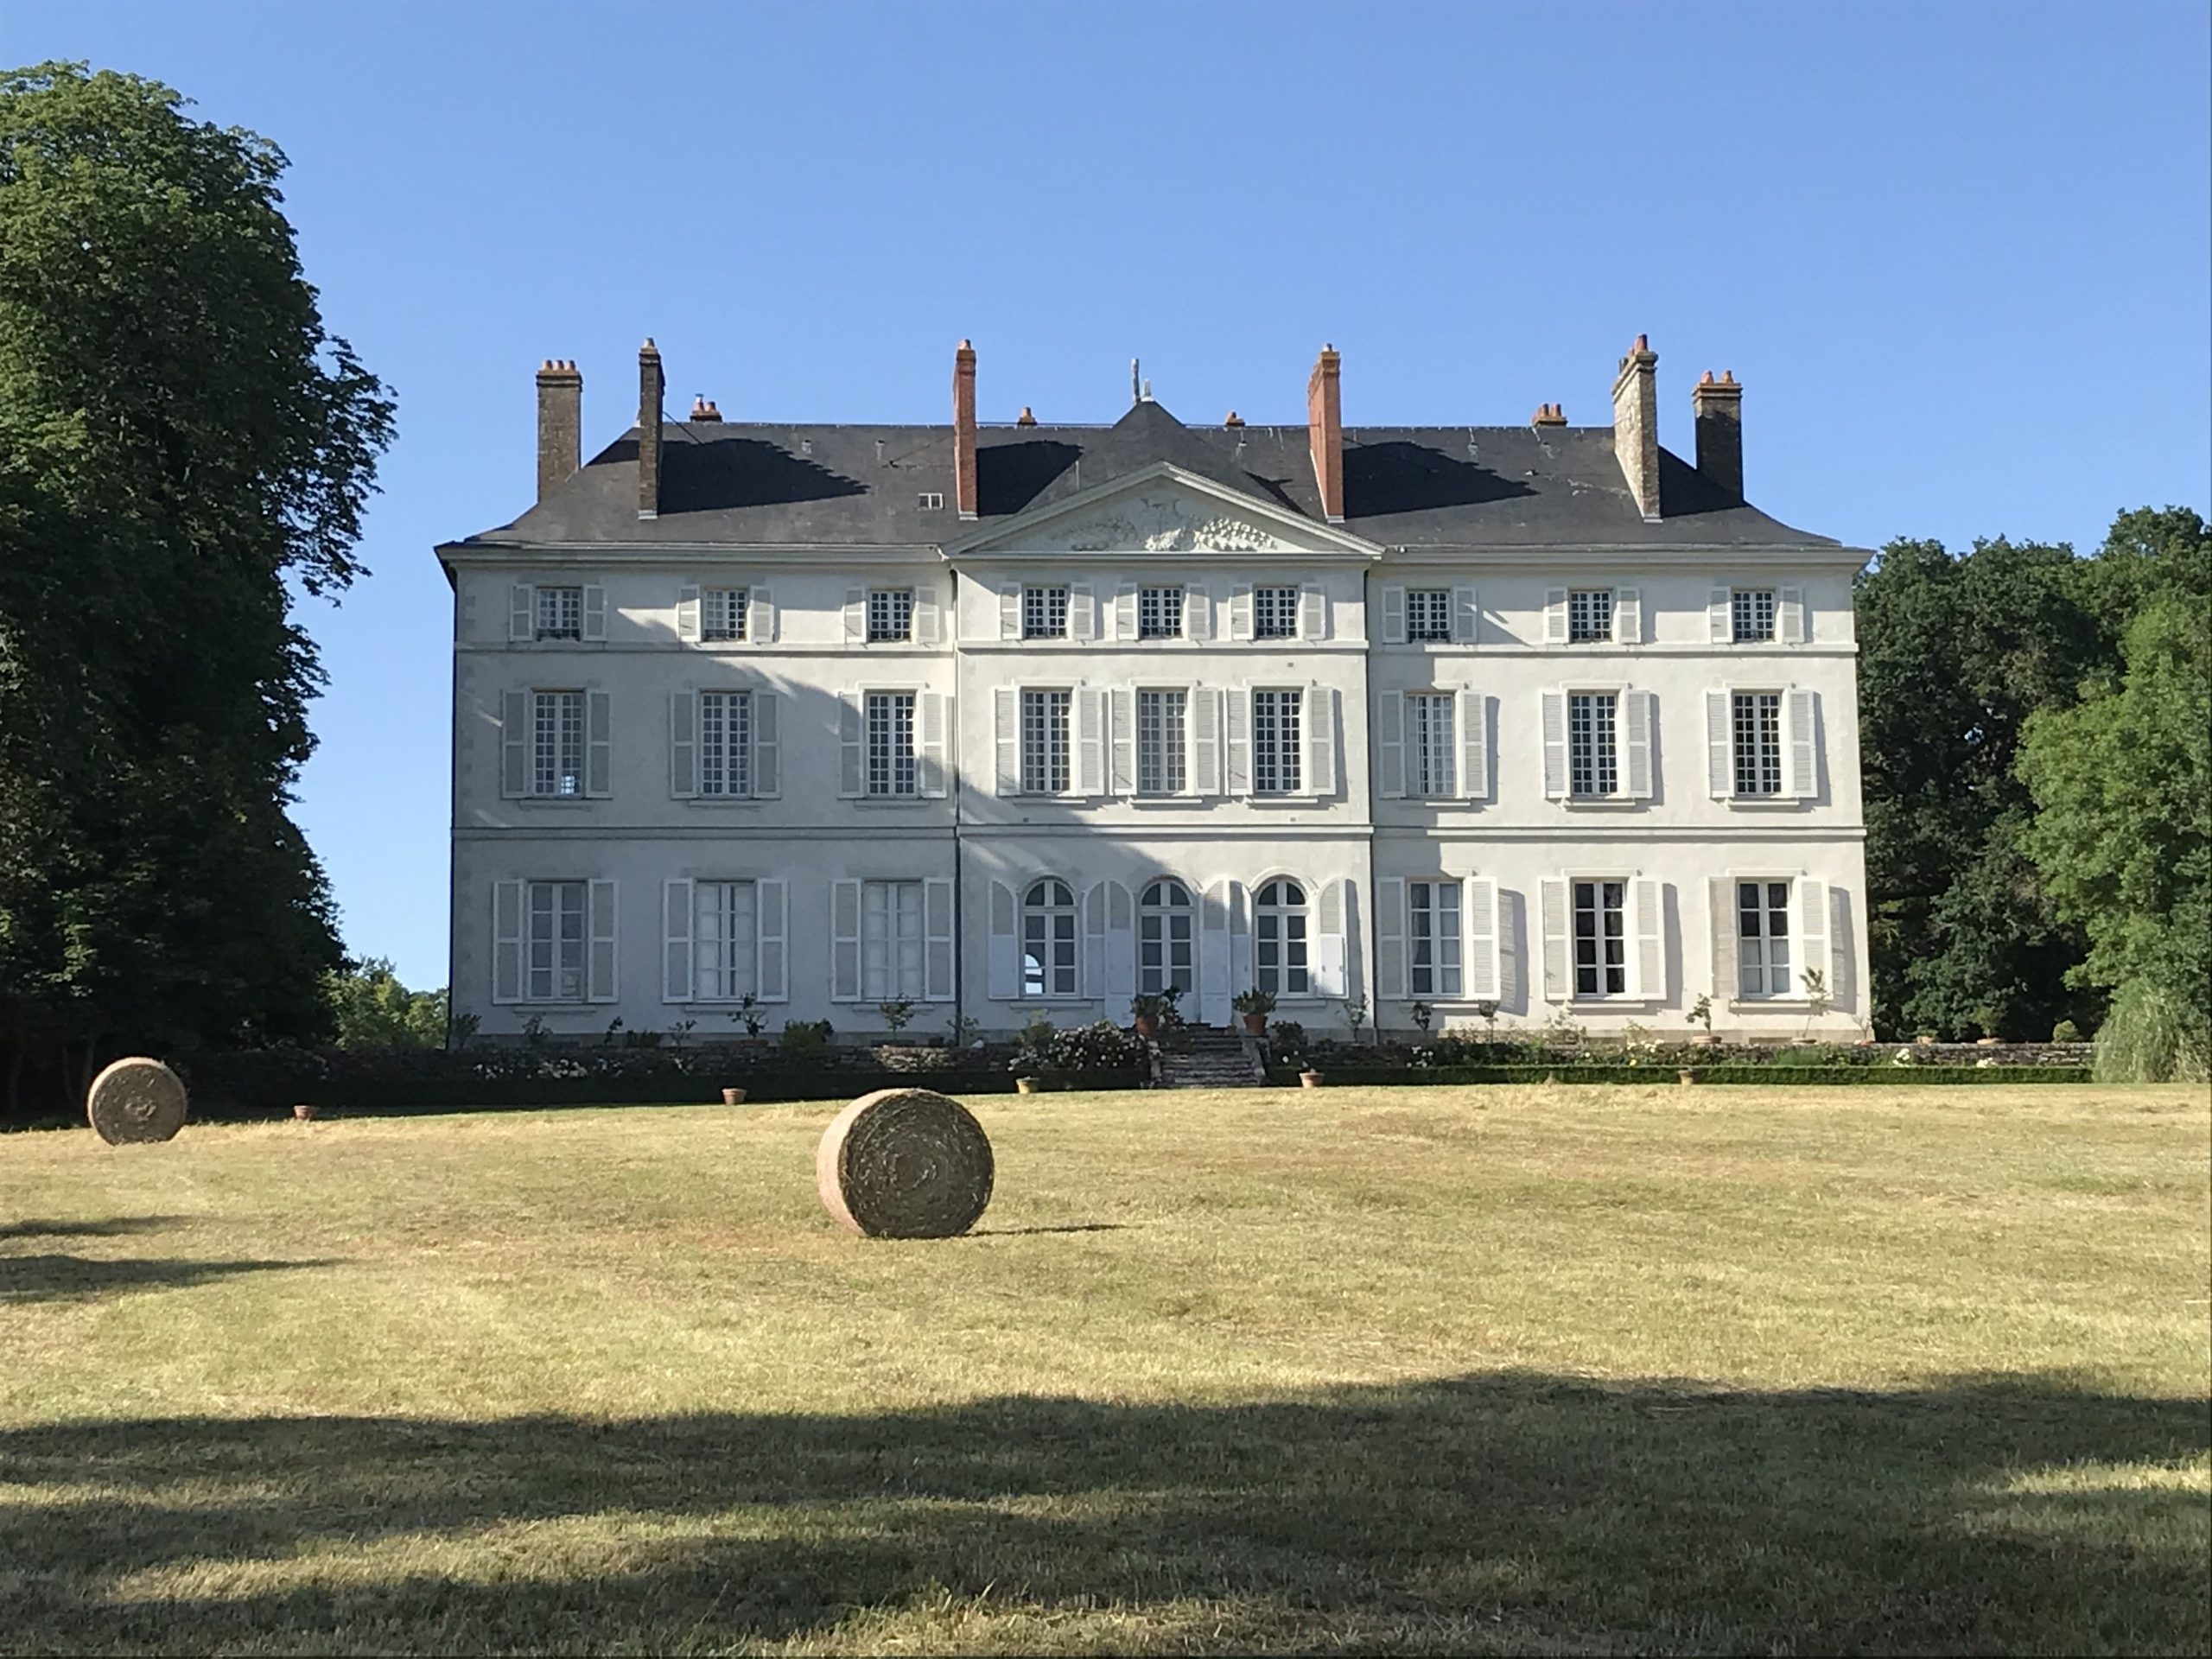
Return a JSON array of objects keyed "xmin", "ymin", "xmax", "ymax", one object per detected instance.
[
  {"xmin": 0, "ymin": 1254, "xmax": 338, "ymax": 1305},
  {"xmin": 0, "ymin": 1373, "xmax": 2203, "ymax": 1652},
  {"xmin": 0, "ymin": 1216, "xmax": 185, "ymax": 1241}
]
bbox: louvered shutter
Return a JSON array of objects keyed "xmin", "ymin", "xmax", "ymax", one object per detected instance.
[
  {"xmin": 918, "ymin": 690, "xmax": 950, "ymax": 798},
  {"xmin": 1304, "ymin": 685, "xmax": 1335, "ymax": 796},
  {"xmin": 912, "ymin": 585, "xmax": 942, "ymax": 645},
  {"xmin": 1116, "ymin": 581, "xmax": 1138, "ymax": 641},
  {"xmin": 677, "ymin": 584, "xmax": 701, "ymax": 643},
  {"xmin": 1711, "ymin": 876, "xmax": 1740, "ymax": 1005},
  {"xmin": 987, "ymin": 880, "xmax": 1020, "ymax": 999},
  {"xmin": 1076, "ymin": 685, "xmax": 1106, "ymax": 796},
  {"xmin": 838, "ymin": 693, "xmax": 864, "ymax": 798},
  {"xmin": 1313, "ymin": 878, "xmax": 1347, "ymax": 999},
  {"xmin": 1624, "ymin": 690, "xmax": 1656, "ymax": 799},
  {"xmin": 1000, "ymin": 584, "xmax": 1021, "ymax": 640},
  {"xmin": 1613, "ymin": 588, "xmax": 1642, "ymax": 645},
  {"xmin": 1796, "ymin": 878, "xmax": 1828, "ymax": 1005},
  {"xmin": 501, "ymin": 690, "xmax": 528, "ymax": 798},
  {"xmin": 1380, "ymin": 586, "xmax": 1406, "ymax": 645},
  {"xmin": 842, "ymin": 588, "xmax": 867, "ymax": 644},
  {"xmin": 663, "ymin": 879, "xmax": 694, "ymax": 1002},
  {"xmin": 585, "ymin": 690, "xmax": 613, "ymax": 798},
  {"xmin": 752, "ymin": 691, "xmax": 779, "ymax": 798},
  {"xmin": 1465, "ymin": 878, "xmax": 1500, "ymax": 1000},
  {"xmin": 1708, "ymin": 588, "xmax": 1732, "ymax": 644},
  {"xmin": 1229, "ymin": 583, "xmax": 1254, "ymax": 641},
  {"xmin": 1707, "ymin": 690, "xmax": 1735, "ymax": 798},
  {"xmin": 747, "ymin": 587, "xmax": 775, "ymax": 644},
  {"xmin": 1543, "ymin": 588, "xmax": 1568, "ymax": 645},
  {"xmin": 1082, "ymin": 882, "xmax": 1109, "ymax": 1000},
  {"xmin": 1540, "ymin": 691, "xmax": 1568, "ymax": 798},
  {"xmin": 831, "ymin": 880, "xmax": 862, "ymax": 1001},
  {"xmin": 1104, "ymin": 880, "xmax": 1135, "ymax": 1008},
  {"xmin": 1376, "ymin": 691, "xmax": 1405, "ymax": 798},
  {"xmin": 582, "ymin": 585, "xmax": 607, "ymax": 641},
  {"xmin": 994, "ymin": 686, "xmax": 1020, "ymax": 796},
  {"xmin": 587, "ymin": 880, "xmax": 619, "ymax": 1003},
  {"xmin": 669, "ymin": 690, "xmax": 698, "ymax": 798},
  {"xmin": 1226, "ymin": 880, "xmax": 1251, "ymax": 997},
  {"xmin": 1069, "ymin": 583, "xmax": 1097, "ymax": 642},
  {"xmin": 756, "ymin": 880, "xmax": 787, "ymax": 1001},
  {"xmin": 1109, "ymin": 688, "xmax": 1135, "ymax": 796},
  {"xmin": 1452, "ymin": 584, "xmax": 1480, "ymax": 645},
  {"xmin": 1827, "ymin": 886, "xmax": 1856, "ymax": 1015},
  {"xmin": 925, "ymin": 878, "xmax": 956, "ymax": 1002},
  {"xmin": 1459, "ymin": 690, "xmax": 1488, "ymax": 801},
  {"xmin": 1787, "ymin": 688, "xmax": 1819, "ymax": 798},
  {"xmin": 1183, "ymin": 583, "xmax": 1211, "ymax": 640},
  {"xmin": 510, "ymin": 584, "xmax": 534, "ymax": 642},
  {"xmin": 1376, "ymin": 877, "xmax": 1406, "ymax": 1001},
  {"xmin": 1299, "ymin": 585, "xmax": 1325, "ymax": 640},
  {"xmin": 1540, "ymin": 879, "xmax": 1570, "ymax": 1002},
  {"xmin": 1778, "ymin": 585, "xmax": 1807, "ymax": 645},
  {"xmin": 1633, "ymin": 878, "xmax": 1662, "ymax": 1001},
  {"xmin": 1225, "ymin": 688, "xmax": 1251, "ymax": 795},
  {"xmin": 493, "ymin": 880, "xmax": 524, "ymax": 1003},
  {"xmin": 1190, "ymin": 684, "xmax": 1222, "ymax": 796}
]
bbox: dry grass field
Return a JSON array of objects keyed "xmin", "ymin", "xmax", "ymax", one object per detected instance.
[{"xmin": 2, "ymin": 1082, "xmax": 2206, "ymax": 1654}]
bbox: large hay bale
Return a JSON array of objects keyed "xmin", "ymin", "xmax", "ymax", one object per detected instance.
[
  {"xmin": 86, "ymin": 1057, "xmax": 188, "ymax": 1145},
  {"xmin": 817, "ymin": 1087, "xmax": 993, "ymax": 1238}
]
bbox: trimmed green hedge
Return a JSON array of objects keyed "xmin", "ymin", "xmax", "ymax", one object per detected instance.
[{"xmin": 1280, "ymin": 1064, "xmax": 2094, "ymax": 1088}]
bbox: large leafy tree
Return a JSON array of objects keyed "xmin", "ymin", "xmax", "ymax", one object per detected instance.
[{"xmin": 0, "ymin": 63, "xmax": 392, "ymax": 1108}]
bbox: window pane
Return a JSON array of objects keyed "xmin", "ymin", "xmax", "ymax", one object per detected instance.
[
  {"xmin": 866, "ymin": 692, "xmax": 917, "ymax": 796},
  {"xmin": 1568, "ymin": 589, "xmax": 1613, "ymax": 642},
  {"xmin": 702, "ymin": 588, "xmax": 747, "ymax": 641},
  {"xmin": 1732, "ymin": 588, "xmax": 1775, "ymax": 643},
  {"xmin": 1138, "ymin": 586, "xmax": 1184, "ymax": 639},
  {"xmin": 1255, "ymin": 586, "xmax": 1300, "ymax": 639},
  {"xmin": 1020, "ymin": 690, "xmax": 1071, "ymax": 793},
  {"xmin": 1568, "ymin": 693, "xmax": 1618, "ymax": 798},
  {"xmin": 1407, "ymin": 590, "xmax": 1451, "ymax": 641},
  {"xmin": 536, "ymin": 586, "xmax": 582, "ymax": 639},
  {"xmin": 1022, "ymin": 586, "xmax": 1068, "ymax": 639},
  {"xmin": 867, "ymin": 588, "xmax": 913, "ymax": 642}
]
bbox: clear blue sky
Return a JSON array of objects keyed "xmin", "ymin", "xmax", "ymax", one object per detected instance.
[{"xmin": 15, "ymin": 1, "xmax": 2210, "ymax": 988}]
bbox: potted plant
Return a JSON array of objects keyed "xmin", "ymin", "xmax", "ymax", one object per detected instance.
[
  {"xmin": 292, "ymin": 1102, "xmax": 318, "ymax": 1121},
  {"xmin": 1296, "ymin": 1058, "xmax": 1324, "ymax": 1089},
  {"xmin": 1686, "ymin": 993, "xmax": 1719, "ymax": 1047},
  {"xmin": 721, "ymin": 1086, "xmax": 747, "ymax": 1105},
  {"xmin": 1231, "ymin": 988, "xmax": 1275, "ymax": 1036},
  {"xmin": 1014, "ymin": 1076, "xmax": 1040, "ymax": 1095},
  {"xmin": 1130, "ymin": 992, "xmax": 1166, "ymax": 1041}
]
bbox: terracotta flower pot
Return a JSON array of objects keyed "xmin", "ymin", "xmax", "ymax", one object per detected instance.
[
  {"xmin": 1678, "ymin": 1068, "xmax": 1699, "ymax": 1086},
  {"xmin": 1014, "ymin": 1077, "xmax": 1039, "ymax": 1095},
  {"xmin": 292, "ymin": 1102, "xmax": 317, "ymax": 1121},
  {"xmin": 1242, "ymin": 1013, "xmax": 1267, "ymax": 1035},
  {"xmin": 1299, "ymin": 1071, "xmax": 1324, "ymax": 1089},
  {"xmin": 1134, "ymin": 1014, "xmax": 1160, "ymax": 1039},
  {"xmin": 721, "ymin": 1086, "xmax": 747, "ymax": 1105}
]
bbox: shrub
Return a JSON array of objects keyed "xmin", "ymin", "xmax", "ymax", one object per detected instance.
[
  {"xmin": 780, "ymin": 1020, "xmax": 834, "ymax": 1060},
  {"xmin": 2093, "ymin": 981, "xmax": 2209, "ymax": 1084},
  {"xmin": 1230, "ymin": 988, "xmax": 1276, "ymax": 1018},
  {"xmin": 1046, "ymin": 1020, "xmax": 1141, "ymax": 1074},
  {"xmin": 2052, "ymin": 1019, "xmax": 2083, "ymax": 1044},
  {"xmin": 1268, "ymin": 1020, "xmax": 1307, "ymax": 1058},
  {"xmin": 1011, "ymin": 1014, "xmax": 1057, "ymax": 1075}
]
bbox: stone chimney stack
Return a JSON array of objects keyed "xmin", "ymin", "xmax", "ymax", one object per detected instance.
[
  {"xmin": 1306, "ymin": 344, "xmax": 1344, "ymax": 524},
  {"xmin": 1611, "ymin": 334, "xmax": 1661, "ymax": 522},
  {"xmin": 535, "ymin": 359, "xmax": 582, "ymax": 502},
  {"xmin": 952, "ymin": 340, "xmax": 978, "ymax": 521},
  {"xmin": 1693, "ymin": 370, "xmax": 1744, "ymax": 499},
  {"xmin": 637, "ymin": 339, "xmax": 664, "ymax": 520}
]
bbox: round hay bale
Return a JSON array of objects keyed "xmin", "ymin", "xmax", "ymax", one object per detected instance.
[
  {"xmin": 86, "ymin": 1057, "xmax": 188, "ymax": 1145},
  {"xmin": 817, "ymin": 1087, "xmax": 993, "ymax": 1238}
]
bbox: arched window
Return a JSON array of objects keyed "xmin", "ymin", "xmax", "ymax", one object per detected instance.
[
  {"xmin": 1255, "ymin": 878, "xmax": 1310, "ymax": 996},
  {"xmin": 1139, "ymin": 878, "xmax": 1195, "ymax": 997},
  {"xmin": 1022, "ymin": 879, "xmax": 1077, "ymax": 997}
]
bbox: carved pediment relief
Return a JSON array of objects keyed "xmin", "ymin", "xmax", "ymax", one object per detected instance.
[{"xmin": 1052, "ymin": 493, "xmax": 1295, "ymax": 554}]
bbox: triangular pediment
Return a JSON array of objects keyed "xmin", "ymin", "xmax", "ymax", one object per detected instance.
[{"xmin": 944, "ymin": 463, "xmax": 1381, "ymax": 560}]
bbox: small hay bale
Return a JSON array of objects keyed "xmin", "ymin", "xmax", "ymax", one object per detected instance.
[
  {"xmin": 86, "ymin": 1057, "xmax": 188, "ymax": 1145},
  {"xmin": 817, "ymin": 1087, "xmax": 994, "ymax": 1238}
]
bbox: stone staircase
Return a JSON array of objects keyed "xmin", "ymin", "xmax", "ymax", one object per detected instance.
[{"xmin": 1157, "ymin": 1024, "xmax": 1267, "ymax": 1089}]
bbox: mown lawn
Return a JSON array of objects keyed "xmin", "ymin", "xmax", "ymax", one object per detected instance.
[{"xmin": 2, "ymin": 1083, "xmax": 2206, "ymax": 1654}]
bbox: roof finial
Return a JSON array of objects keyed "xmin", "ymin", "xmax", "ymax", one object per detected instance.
[{"xmin": 1141, "ymin": 377, "xmax": 1153, "ymax": 403}]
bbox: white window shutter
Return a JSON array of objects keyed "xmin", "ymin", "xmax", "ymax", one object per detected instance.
[
  {"xmin": 1633, "ymin": 877, "xmax": 1662, "ymax": 1001},
  {"xmin": 663, "ymin": 879, "xmax": 694, "ymax": 1002},
  {"xmin": 1000, "ymin": 584, "xmax": 1022, "ymax": 640},
  {"xmin": 1613, "ymin": 587, "xmax": 1642, "ymax": 645},
  {"xmin": 500, "ymin": 690, "xmax": 528, "ymax": 798},
  {"xmin": 1711, "ymin": 877, "xmax": 1739, "ymax": 1004},
  {"xmin": 1787, "ymin": 687, "xmax": 1819, "ymax": 798},
  {"xmin": 756, "ymin": 879, "xmax": 788, "ymax": 1001},
  {"xmin": 839, "ymin": 692, "xmax": 864, "ymax": 798},
  {"xmin": 918, "ymin": 690, "xmax": 949, "ymax": 798},
  {"xmin": 1459, "ymin": 690, "xmax": 1489, "ymax": 801},
  {"xmin": 912, "ymin": 585, "xmax": 942, "ymax": 645},
  {"xmin": 1465, "ymin": 878, "xmax": 1500, "ymax": 1000},
  {"xmin": 925, "ymin": 877, "xmax": 956, "ymax": 1001},
  {"xmin": 1380, "ymin": 585, "xmax": 1406, "ymax": 645},
  {"xmin": 1109, "ymin": 688, "xmax": 1135, "ymax": 796},
  {"xmin": 1082, "ymin": 881, "xmax": 1109, "ymax": 999},
  {"xmin": 1540, "ymin": 691, "xmax": 1567, "ymax": 799},
  {"xmin": 1796, "ymin": 878, "xmax": 1829, "ymax": 1003},
  {"xmin": 1624, "ymin": 690, "xmax": 1655, "ymax": 799},
  {"xmin": 1191, "ymin": 683, "xmax": 1222, "ymax": 796},
  {"xmin": 1827, "ymin": 886, "xmax": 1856, "ymax": 1014},
  {"xmin": 1376, "ymin": 877, "xmax": 1406, "ymax": 1001},
  {"xmin": 582, "ymin": 584, "xmax": 608, "ymax": 642},
  {"xmin": 752, "ymin": 691, "xmax": 780, "ymax": 798},
  {"xmin": 1183, "ymin": 582, "xmax": 1211, "ymax": 640},
  {"xmin": 585, "ymin": 690, "xmax": 613, "ymax": 798},
  {"xmin": 1116, "ymin": 581, "xmax": 1138, "ymax": 641},
  {"xmin": 1313, "ymin": 878, "xmax": 1347, "ymax": 999},
  {"xmin": 1076, "ymin": 684, "xmax": 1106, "ymax": 796},
  {"xmin": 993, "ymin": 686, "xmax": 1020, "ymax": 797},
  {"xmin": 747, "ymin": 587, "xmax": 776, "ymax": 644},
  {"xmin": 1229, "ymin": 583, "xmax": 1254, "ymax": 641},
  {"xmin": 831, "ymin": 879, "xmax": 862, "ymax": 1001},
  {"xmin": 1778, "ymin": 585, "xmax": 1807, "ymax": 645},
  {"xmin": 677, "ymin": 584, "xmax": 701, "ymax": 643},
  {"xmin": 1540, "ymin": 878, "xmax": 1570, "ymax": 1002},
  {"xmin": 1225, "ymin": 687, "xmax": 1251, "ymax": 795},
  {"xmin": 1376, "ymin": 691, "xmax": 1405, "ymax": 798},
  {"xmin": 1543, "ymin": 588, "xmax": 1568, "ymax": 645},
  {"xmin": 987, "ymin": 880, "xmax": 1020, "ymax": 999},
  {"xmin": 1707, "ymin": 690, "xmax": 1735, "ymax": 798},
  {"xmin": 842, "ymin": 587, "xmax": 867, "ymax": 645},
  {"xmin": 1304, "ymin": 684, "xmax": 1335, "ymax": 797},
  {"xmin": 1069, "ymin": 582, "xmax": 1097, "ymax": 642},
  {"xmin": 1299, "ymin": 584, "xmax": 1325, "ymax": 641},
  {"xmin": 1105, "ymin": 880, "xmax": 1136, "ymax": 1006},
  {"xmin": 493, "ymin": 880, "xmax": 524, "ymax": 1004},
  {"xmin": 510, "ymin": 584, "xmax": 534, "ymax": 642},
  {"xmin": 1452, "ymin": 584, "xmax": 1480, "ymax": 645},
  {"xmin": 1708, "ymin": 587, "xmax": 1732, "ymax": 644},
  {"xmin": 587, "ymin": 880, "xmax": 619, "ymax": 1003},
  {"xmin": 669, "ymin": 690, "xmax": 698, "ymax": 798}
]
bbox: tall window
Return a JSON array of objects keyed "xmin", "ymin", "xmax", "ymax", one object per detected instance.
[
  {"xmin": 1022, "ymin": 879, "xmax": 1078, "ymax": 997},
  {"xmin": 867, "ymin": 588, "xmax": 913, "ymax": 643},
  {"xmin": 1567, "ymin": 692, "xmax": 1618, "ymax": 798},
  {"xmin": 1022, "ymin": 585, "xmax": 1069, "ymax": 639},
  {"xmin": 702, "ymin": 588, "xmax": 747, "ymax": 642},
  {"xmin": 532, "ymin": 690, "xmax": 584, "ymax": 797},
  {"xmin": 1254, "ymin": 585, "xmax": 1300, "ymax": 639},
  {"xmin": 1738, "ymin": 880, "xmax": 1792, "ymax": 998},
  {"xmin": 524, "ymin": 880, "xmax": 586, "ymax": 1001},
  {"xmin": 1138, "ymin": 586, "xmax": 1184, "ymax": 639},
  {"xmin": 1732, "ymin": 588, "xmax": 1776, "ymax": 643},
  {"xmin": 1136, "ymin": 690, "xmax": 1186, "ymax": 795},
  {"xmin": 865, "ymin": 692, "xmax": 917, "ymax": 797},
  {"xmin": 1406, "ymin": 589, "xmax": 1452, "ymax": 642},
  {"xmin": 1573, "ymin": 880, "xmax": 1627, "ymax": 997},
  {"xmin": 1255, "ymin": 878, "xmax": 1310, "ymax": 996},
  {"xmin": 861, "ymin": 880, "xmax": 925, "ymax": 999},
  {"xmin": 1139, "ymin": 878, "xmax": 1195, "ymax": 995},
  {"xmin": 1567, "ymin": 589, "xmax": 1614, "ymax": 643},
  {"xmin": 1020, "ymin": 689, "xmax": 1071, "ymax": 793},
  {"xmin": 693, "ymin": 880, "xmax": 758, "ymax": 1001},
  {"xmin": 1408, "ymin": 693, "xmax": 1457, "ymax": 798},
  {"xmin": 1251, "ymin": 688, "xmax": 1303, "ymax": 796},
  {"xmin": 1732, "ymin": 691, "xmax": 1783, "ymax": 797},
  {"xmin": 700, "ymin": 690, "xmax": 753, "ymax": 797},
  {"xmin": 536, "ymin": 585, "xmax": 582, "ymax": 640},
  {"xmin": 1408, "ymin": 880, "xmax": 1462, "ymax": 996}
]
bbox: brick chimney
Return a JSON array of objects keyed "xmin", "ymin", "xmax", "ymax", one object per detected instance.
[
  {"xmin": 952, "ymin": 340, "xmax": 978, "ymax": 520},
  {"xmin": 536, "ymin": 359, "xmax": 582, "ymax": 502},
  {"xmin": 1307, "ymin": 344, "xmax": 1344, "ymax": 524},
  {"xmin": 1611, "ymin": 334, "xmax": 1660, "ymax": 522},
  {"xmin": 637, "ymin": 339, "xmax": 664, "ymax": 520},
  {"xmin": 1693, "ymin": 370, "xmax": 1743, "ymax": 498},
  {"xmin": 1531, "ymin": 402, "xmax": 1567, "ymax": 428},
  {"xmin": 689, "ymin": 396, "xmax": 722, "ymax": 423}
]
